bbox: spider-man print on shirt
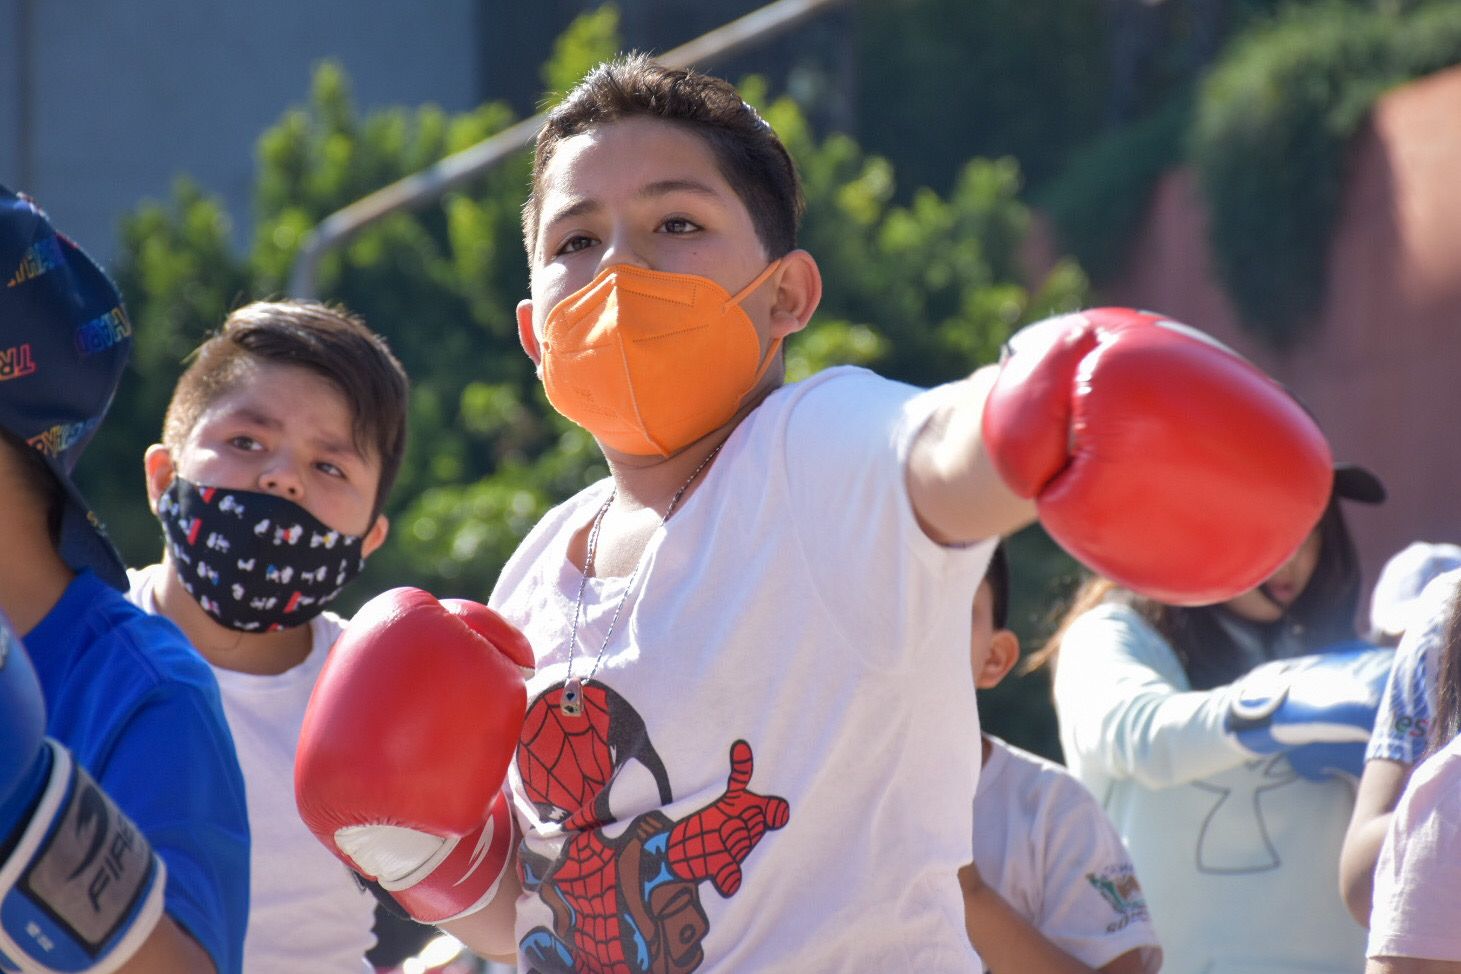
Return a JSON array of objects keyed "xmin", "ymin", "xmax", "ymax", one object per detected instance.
[{"xmin": 515, "ymin": 681, "xmax": 790, "ymax": 974}]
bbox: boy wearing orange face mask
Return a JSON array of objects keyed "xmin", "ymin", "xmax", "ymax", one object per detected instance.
[{"xmin": 294, "ymin": 55, "xmax": 1343, "ymax": 970}]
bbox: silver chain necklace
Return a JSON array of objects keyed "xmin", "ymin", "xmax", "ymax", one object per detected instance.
[{"xmin": 560, "ymin": 443, "xmax": 724, "ymax": 717}]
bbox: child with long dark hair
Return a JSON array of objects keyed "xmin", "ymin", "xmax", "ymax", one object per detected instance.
[{"xmin": 1035, "ymin": 469, "xmax": 1390, "ymax": 973}]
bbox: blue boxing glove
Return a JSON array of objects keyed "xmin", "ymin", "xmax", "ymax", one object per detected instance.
[
  {"xmin": 1223, "ymin": 641, "xmax": 1393, "ymax": 781},
  {"xmin": 0, "ymin": 617, "xmax": 165, "ymax": 974}
]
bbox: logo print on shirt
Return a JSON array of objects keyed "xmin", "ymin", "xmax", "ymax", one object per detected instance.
[
  {"xmin": 1191, "ymin": 754, "xmax": 1300, "ymax": 873},
  {"xmin": 515, "ymin": 681, "xmax": 790, "ymax": 973},
  {"xmin": 1086, "ymin": 864, "xmax": 1151, "ymax": 933}
]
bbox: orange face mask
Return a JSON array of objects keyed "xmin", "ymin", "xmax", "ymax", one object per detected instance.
[{"xmin": 539, "ymin": 260, "xmax": 784, "ymax": 456}]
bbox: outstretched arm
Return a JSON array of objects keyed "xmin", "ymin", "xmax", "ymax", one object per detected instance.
[
  {"xmin": 905, "ymin": 366, "xmax": 1035, "ymax": 547},
  {"xmin": 907, "ymin": 308, "xmax": 1332, "ymax": 606}
]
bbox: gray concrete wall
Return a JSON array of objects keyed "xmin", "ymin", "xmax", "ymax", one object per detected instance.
[{"xmin": 3, "ymin": 0, "xmax": 479, "ymax": 266}]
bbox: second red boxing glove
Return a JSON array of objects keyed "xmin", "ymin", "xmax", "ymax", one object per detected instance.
[
  {"xmin": 981, "ymin": 308, "xmax": 1333, "ymax": 605},
  {"xmin": 294, "ymin": 587, "xmax": 533, "ymax": 922}
]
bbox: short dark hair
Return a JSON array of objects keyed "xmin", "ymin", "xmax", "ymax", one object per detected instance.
[
  {"xmin": 984, "ymin": 543, "xmax": 1011, "ymax": 632},
  {"xmin": 523, "ymin": 53, "xmax": 804, "ymax": 261},
  {"xmin": 163, "ymin": 301, "xmax": 410, "ymax": 520}
]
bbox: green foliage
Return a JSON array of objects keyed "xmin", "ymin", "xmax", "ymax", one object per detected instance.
[
  {"xmin": 1193, "ymin": 0, "xmax": 1461, "ymax": 346},
  {"xmin": 542, "ymin": 3, "xmax": 622, "ymax": 103},
  {"xmin": 853, "ymin": 0, "xmax": 1111, "ymax": 195},
  {"xmin": 752, "ymin": 78, "xmax": 1088, "ymax": 390},
  {"xmin": 1040, "ymin": 91, "xmax": 1191, "ymax": 284}
]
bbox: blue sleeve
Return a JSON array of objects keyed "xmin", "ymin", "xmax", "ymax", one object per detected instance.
[
  {"xmin": 1366, "ymin": 621, "xmax": 1437, "ymax": 766},
  {"xmin": 92, "ymin": 683, "xmax": 249, "ymax": 974},
  {"xmin": 28, "ymin": 577, "xmax": 250, "ymax": 974}
]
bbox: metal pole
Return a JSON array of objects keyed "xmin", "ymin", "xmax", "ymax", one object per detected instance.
[{"xmin": 288, "ymin": 0, "xmax": 849, "ymax": 298}]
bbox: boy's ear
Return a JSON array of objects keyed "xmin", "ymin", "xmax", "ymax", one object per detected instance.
[
  {"xmin": 974, "ymin": 629, "xmax": 1022, "ymax": 690},
  {"xmin": 361, "ymin": 514, "xmax": 389, "ymax": 559},
  {"xmin": 769, "ymin": 249, "xmax": 822, "ymax": 339},
  {"xmin": 143, "ymin": 444, "xmax": 175, "ymax": 515},
  {"xmin": 517, "ymin": 299, "xmax": 542, "ymax": 369}
]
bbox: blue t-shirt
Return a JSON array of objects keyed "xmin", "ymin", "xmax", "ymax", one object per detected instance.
[{"xmin": 25, "ymin": 570, "xmax": 249, "ymax": 974}]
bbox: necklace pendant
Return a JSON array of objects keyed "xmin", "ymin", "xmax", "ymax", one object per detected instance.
[{"xmin": 561, "ymin": 677, "xmax": 584, "ymax": 717}]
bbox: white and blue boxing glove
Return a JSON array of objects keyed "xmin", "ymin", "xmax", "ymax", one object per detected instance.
[
  {"xmin": 1223, "ymin": 641, "xmax": 1393, "ymax": 781},
  {"xmin": 0, "ymin": 617, "xmax": 165, "ymax": 974}
]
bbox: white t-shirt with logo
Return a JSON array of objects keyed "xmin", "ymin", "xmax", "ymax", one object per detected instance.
[
  {"xmin": 129, "ymin": 564, "xmax": 376, "ymax": 974},
  {"xmin": 491, "ymin": 367, "xmax": 995, "ymax": 973},
  {"xmin": 972, "ymin": 736, "xmax": 1160, "ymax": 970},
  {"xmin": 1367, "ymin": 731, "xmax": 1461, "ymax": 962}
]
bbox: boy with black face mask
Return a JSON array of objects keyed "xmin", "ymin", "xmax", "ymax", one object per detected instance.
[{"xmin": 127, "ymin": 300, "xmax": 410, "ymax": 973}]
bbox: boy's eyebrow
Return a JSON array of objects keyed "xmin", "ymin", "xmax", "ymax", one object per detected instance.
[
  {"xmin": 311, "ymin": 433, "xmax": 366, "ymax": 462},
  {"xmin": 637, "ymin": 178, "xmax": 724, "ymax": 202},
  {"xmin": 232, "ymin": 407, "xmax": 284, "ymax": 431},
  {"xmin": 227, "ymin": 407, "xmax": 366, "ymax": 462},
  {"xmin": 541, "ymin": 178, "xmax": 727, "ymax": 232}
]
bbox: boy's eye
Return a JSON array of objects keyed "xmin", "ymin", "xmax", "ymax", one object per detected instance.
[
  {"xmin": 228, "ymin": 435, "xmax": 261, "ymax": 451},
  {"xmin": 316, "ymin": 461, "xmax": 346, "ymax": 479},
  {"xmin": 660, "ymin": 217, "xmax": 701, "ymax": 235},
  {"xmin": 556, "ymin": 234, "xmax": 596, "ymax": 256}
]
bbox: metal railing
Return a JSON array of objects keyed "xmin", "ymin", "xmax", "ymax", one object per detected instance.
[{"xmin": 288, "ymin": 0, "xmax": 849, "ymax": 299}]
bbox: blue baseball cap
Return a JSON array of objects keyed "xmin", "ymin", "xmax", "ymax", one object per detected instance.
[{"xmin": 0, "ymin": 186, "xmax": 131, "ymax": 590}]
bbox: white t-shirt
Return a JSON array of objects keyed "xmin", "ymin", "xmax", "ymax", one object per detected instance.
[
  {"xmin": 491, "ymin": 368, "xmax": 994, "ymax": 973},
  {"xmin": 1366, "ymin": 568, "xmax": 1459, "ymax": 766},
  {"xmin": 1367, "ymin": 732, "xmax": 1461, "ymax": 962},
  {"xmin": 129, "ymin": 564, "xmax": 377, "ymax": 974},
  {"xmin": 972, "ymin": 736, "xmax": 1160, "ymax": 970},
  {"xmin": 1053, "ymin": 602, "xmax": 1367, "ymax": 974}
]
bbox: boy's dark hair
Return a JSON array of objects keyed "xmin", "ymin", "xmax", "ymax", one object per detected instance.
[
  {"xmin": 523, "ymin": 53, "xmax": 804, "ymax": 261},
  {"xmin": 163, "ymin": 301, "xmax": 410, "ymax": 520},
  {"xmin": 984, "ymin": 543, "xmax": 1010, "ymax": 632}
]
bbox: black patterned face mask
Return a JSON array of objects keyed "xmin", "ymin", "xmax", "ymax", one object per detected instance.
[{"xmin": 157, "ymin": 477, "xmax": 366, "ymax": 632}]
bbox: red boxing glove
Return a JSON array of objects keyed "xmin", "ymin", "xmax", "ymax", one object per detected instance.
[
  {"xmin": 982, "ymin": 308, "xmax": 1332, "ymax": 605},
  {"xmin": 295, "ymin": 588, "xmax": 533, "ymax": 923}
]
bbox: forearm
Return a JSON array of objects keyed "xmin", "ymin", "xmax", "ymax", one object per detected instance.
[
  {"xmin": 1090, "ymin": 687, "xmax": 1251, "ymax": 788},
  {"xmin": 961, "ymin": 869, "xmax": 1094, "ymax": 974},
  {"xmin": 905, "ymin": 367, "xmax": 1038, "ymax": 546},
  {"xmin": 1341, "ymin": 811, "xmax": 1393, "ymax": 927},
  {"xmin": 1367, "ymin": 959, "xmax": 1461, "ymax": 973},
  {"xmin": 116, "ymin": 914, "xmax": 216, "ymax": 974},
  {"xmin": 440, "ymin": 861, "xmax": 522, "ymax": 961},
  {"xmin": 1055, "ymin": 631, "xmax": 1250, "ymax": 789},
  {"xmin": 1341, "ymin": 759, "xmax": 1411, "ymax": 926}
]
